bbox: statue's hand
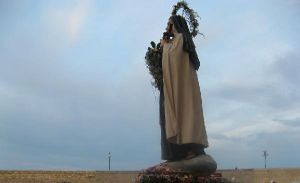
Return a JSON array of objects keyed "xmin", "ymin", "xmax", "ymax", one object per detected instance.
[{"xmin": 160, "ymin": 39, "xmax": 169, "ymax": 47}]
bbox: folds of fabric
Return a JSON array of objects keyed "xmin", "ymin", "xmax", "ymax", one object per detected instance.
[{"xmin": 162, "ymin": 33, "xmax": 208, "ymax": 147}]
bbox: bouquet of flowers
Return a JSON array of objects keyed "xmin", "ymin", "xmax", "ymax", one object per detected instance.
[
  {"xmin": 135, "ymin": 164, "xmax": 225, "ymax": 183},
  {"xmin": 145, "ymin": 41, "xmax": 163, "ymax": 91}
]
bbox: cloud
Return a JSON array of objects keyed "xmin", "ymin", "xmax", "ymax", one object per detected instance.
[
  {"xmin": 271, "ymin": 53, "xmax": 300, "ymax": 85},
  {"xmin": 0, "ymin": 0, "xmax": 300, "ymax": 170},
  {"xmin": 205, "ymin": 56, "xmax": 300, "ymax": 168},
  {"xmin": 204, "ymin": 49, "xmax": 300, "ymax": 130},
  {"xmin": 42, "ymin": 0, "xmax": 93, "ymax": 43},
  {"xmin": 199, "ymin": 10, "xmax": 300, "ymax": 166}
]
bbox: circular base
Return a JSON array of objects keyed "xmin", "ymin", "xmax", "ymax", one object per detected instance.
[{"xmin": 163, "ymin": 154, "xmax": 217, "ymax": 175}]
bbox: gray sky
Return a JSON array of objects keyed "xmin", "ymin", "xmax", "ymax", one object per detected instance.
[{"xmin": 0, "ymin": 0, "xmax": 299, "ymax": 170}]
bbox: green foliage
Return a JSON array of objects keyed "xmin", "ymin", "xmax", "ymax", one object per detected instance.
[
  {"xmin": 171, "ymin": 0, "xmax": 202, "ymax": 38},
  {"xmin": 145, "ymin": 41, "xmax": 163, "ymax": 90}
]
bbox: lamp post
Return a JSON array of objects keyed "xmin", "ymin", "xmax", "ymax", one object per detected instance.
[
  {"xmin": 108, "ymin": 152, "xmax": 111, "ymax": 171},
  {"xmin": 262, "ymin": 150, "xmax": 268, "ymax": 168}
]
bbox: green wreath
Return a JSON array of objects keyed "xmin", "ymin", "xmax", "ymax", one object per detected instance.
[{"xmin": 171, "ymin": 1, "xmax": 200, "ymax": 38}]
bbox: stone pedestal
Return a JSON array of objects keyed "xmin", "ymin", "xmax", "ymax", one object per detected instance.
[{"xmin": 163, "ymin": 154, "xmax": 217, "ymax": 176}]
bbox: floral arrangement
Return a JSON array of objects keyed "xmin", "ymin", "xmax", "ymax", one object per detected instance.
[
  {"xmin": 135, "ymin": 164, "xmax": 225, "ymax": 183},
  {"xmin": 145, "ymin": 41, "xmax": 163, "ymax": 90}
]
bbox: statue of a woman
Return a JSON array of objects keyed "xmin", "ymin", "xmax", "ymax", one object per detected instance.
[{"xmin": 159, "ymin": 14, "xmax": 208, "ymax": 162}]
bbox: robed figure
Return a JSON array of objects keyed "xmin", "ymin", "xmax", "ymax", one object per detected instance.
[{"xmin": 159, "ymin": 15, "xmax": 208, "ymax": 161}]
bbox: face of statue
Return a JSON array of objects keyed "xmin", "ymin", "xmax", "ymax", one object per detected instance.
[{"xmin": 166, "ymin": 19, "xmax": 175, "ymax": 33}]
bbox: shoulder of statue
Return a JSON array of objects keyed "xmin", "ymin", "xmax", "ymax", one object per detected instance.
[
  {"xmin": 175, "ymin": 33, "xmax": 183, "ymax": 38},
  {"xmin": 173, "ymin": 33, "xmax": 183, "ymax": 42}
]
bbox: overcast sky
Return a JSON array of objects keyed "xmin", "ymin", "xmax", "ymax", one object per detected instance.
[{"xmin": 0, "ymin": 0, "xmax": 299, "ymax": 171}]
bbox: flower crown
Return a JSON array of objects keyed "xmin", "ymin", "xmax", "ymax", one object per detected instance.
[{"xmin": 171, "ymin": 1, "xmax": 200, "ymax": 38}]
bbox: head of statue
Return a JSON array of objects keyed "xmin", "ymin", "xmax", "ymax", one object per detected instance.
[{"xmin": 167, "ymin": 15, "xmax": 190, "ymax": 36}]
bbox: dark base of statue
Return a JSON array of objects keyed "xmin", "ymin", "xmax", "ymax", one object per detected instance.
[
  {"xmin": 135, "ymin": 154, "xmax": 224, "ymax": 183},
  {"xmin": 164, "ymin": 154, "xmax": 217, "ymax": 175}
]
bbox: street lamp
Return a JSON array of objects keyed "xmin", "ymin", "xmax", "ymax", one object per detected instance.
[
  {"xmin": 108, "ymin": 152, "xmax": 112, "ymax": 171},
  {"xmin": 262, "ymin": 150, "xmax": 268, "ymax": 168}
]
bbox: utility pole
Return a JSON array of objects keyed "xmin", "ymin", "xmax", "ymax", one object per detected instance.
[
  {"xmin": 108, "ymin": 152, "xmax": 111, "ymax": 171},
  {"xmin": 262, "ymin": 150, "xmax": 268, "ymax": 168}
]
